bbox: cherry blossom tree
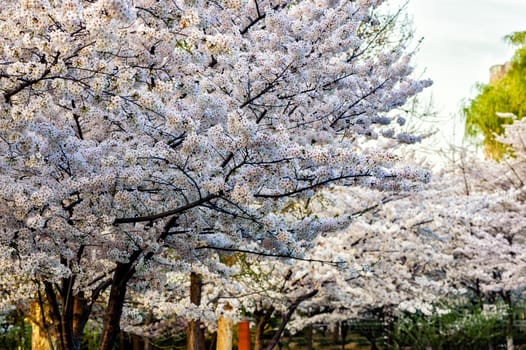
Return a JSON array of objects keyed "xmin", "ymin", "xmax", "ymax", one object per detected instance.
[
  {"xmin": 268, "ymin": 141, "xmax": 525, "ymax": 349},
  {"xmin": 0, "ymin": 0, "xmax": 431, "ymax": 349},
  {"xmin": 119, "ymin": 137, "xmax": 524, "ymax": 350},
  {"xmin": 355, "ymin": 119, "xmax": 526, "ymax": 349},
  {"xmin": 440, "ymin": 119, "xmax": 526, "ymax": 350},
  {"xmin": 291, "ymin": 150, "xmax": 524, "ymax": 349},
  {"xmin": 173, "ymin": 120, "xmax": 524, "ymax": 350},
  {"xmin": 280, "ymin": 185, "xmax": 455, "ymax": 349},
  {"xmin": 159, "ymin": 187, "xmax": 454, "ymax": 350}
]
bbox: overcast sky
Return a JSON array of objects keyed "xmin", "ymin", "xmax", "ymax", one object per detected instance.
[{"xmin": 394, "ymin": 0, "xmax": 526, "ymax": 146}]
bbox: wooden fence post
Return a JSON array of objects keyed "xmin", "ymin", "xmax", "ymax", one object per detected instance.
[
  {"xmin": 217, "ymin": 316, "xmax": 233, "ymax": 350},
  {"xmin": 238, "ymin": 319, "xmax": 250, "ymax": 350}
]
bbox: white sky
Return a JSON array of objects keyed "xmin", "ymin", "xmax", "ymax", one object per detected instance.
[{"xmin": 393, "ymin": 0, "xmax": 526, "ymax": 147}]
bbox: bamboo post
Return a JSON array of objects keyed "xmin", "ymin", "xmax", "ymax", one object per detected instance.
[{"xmin": 217, "ymin": 316, "xmax": 233, "ymax": 350}]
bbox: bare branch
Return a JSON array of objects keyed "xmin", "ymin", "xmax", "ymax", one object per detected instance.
[
  {"xmin": 255, "ymin": 173, "xmax": 376, "ymax": 199},
  {"xmin": 113, "ymin": 193, "xmax": 220, "ymax": 224},
  {"xmin": 195, "ymin": 246, "xmax": 345, "ymax": 266}
]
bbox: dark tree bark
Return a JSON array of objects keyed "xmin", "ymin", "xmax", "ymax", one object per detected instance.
[
  {"xmin": 44, "ymin": 281, "xmax": 74, "ymax": 350},
  {"xmin": 262, "ymin": 290, "xmax": 318, "ymax": 350},
  {"xmin": 99, "ymin": 262, "xmax": 135, "ymax": 350},
  {"xmin": 305, "ymin": 324, "xmax": 313, "ymax": 350},
  {"xmin": 331, "ymin": 322, "xmax": 339, "ymax": 346},
  {"xmin": 43, "ymin": 292, "xmax": 91, "ymax": 350},
  {"xmin": 186, "ymin": 272, "xmax": 205, "ymax": 350},
  {"xmin": 503, "ymin": 291, "xmax": 514, "ymax": 350},
  {"xmin": 254, "ymin": 306, "xmax": 275, "ymax": 350},
  {"xmin": 143, "ymin": 311, "xmax": 154, "ymax": 350},
  {"xmin": 72, "ymin": 292, "xmax": 91, "ymax": 348},
  {"xmin": 120, "ymin": 331, "xmax": 128, "ymax": 350},
  {"xmin": 132, "ymin": 333, "xmax": 143, "ymax": 350},
  {"xmin": 341, "ymin": 321, "xmax": 349, "ymax": 350}
]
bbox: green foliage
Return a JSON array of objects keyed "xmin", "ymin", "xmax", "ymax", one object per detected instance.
[
  {"xmin": 392, "ymin": 305, "xmax": 506, "ymax": 350},
  {"xmin": 80, "ymin": 321, "xmax": 100, "ymax": 350},
  {"xmin": 463, "ymin": 31, "xmax": 526, "ymax": 159},
  {"xmin": 504, "ymin": 31, "xmax": 526, "ymax": 46},
  {"xmin": 351, "ymin": 318, "xmax": 384, "ymax": 348},
  {"xmin": 0, "ymin": 310, "xmax": 31, "ymax": 350}
]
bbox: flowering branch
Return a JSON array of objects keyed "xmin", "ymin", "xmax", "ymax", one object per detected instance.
[{"xmin": 113, "ymin": 193, "xmax": 220, "ymax": 224}]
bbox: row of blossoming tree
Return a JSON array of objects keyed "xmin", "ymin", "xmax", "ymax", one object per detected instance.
[
  {"xmin": 0, "ymin": 0, "xmax": 432, "ymax": 348},
  {"xmin": 0, "ymin": 0, "xmax": 524, "ymax": 350},
  {"xmin": 156, "ymin": 118, "xmax": 525, "ymax": 350}
]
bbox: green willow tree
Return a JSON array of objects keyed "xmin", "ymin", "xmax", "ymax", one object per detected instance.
[{"xmin": 463, "ymin": 31, "xmax": 526, "ymax": 159}]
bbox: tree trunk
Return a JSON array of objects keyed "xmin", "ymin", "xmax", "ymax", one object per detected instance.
[
  {"xmin": 503, "ymin": 292, "xmax": 514, "ymax": 350},
  {"xmin": 331, "ymin": 322, "xmax": 339, "ymax": 346},
  {"xmin": 72, "ymin": 292, "xmax": 91, "ymax": 348},
  {"xmin": 144, "ymin": 335, "xmax": 153, "ymax": 350},
  {"xmin": 132, "ymin": 333, "xmax": 143, "ymax": 350},
  {"xmin": 254, "ymin": 307, "xmax": 274, "ymax": 350},
  {"xmin": 120, "ymin": 331, "xmax": 128, "ymax": 350},
  {"xmin": 42, "ymin": 275, "xmax": 94, "ymax": 350},
  {"xmin": 144, "ymin": 310, "xmax": 153, "ymax": 350},
  {"xmin": 187, "ymin": 272, "xmax": 205, "ymax": 350},
  {"xmin": 44, "ymin": 281, "xmax": 74, "ymax": 350},
  {"xmin": 305, "ymin": 324, "xmax": 313, "ymax": 350},
  {"xmin": 507, "ymin": 336, "xmax": 514, "ymax": 350},
  {"xmin": 341, "ymin": 322, "xmax": 348, "ymax": 350},
  {"xmin": 216, "ymin": 316, "xmax": 233, "ymax": 350},
  {"xmin": 382, "ymin": 306, "xmax": 394, "ymax": 349},
  {"xmin": 187, "ymin": 320, "xmax": 202, "ymax": 350},
  {"xmin": 99, "ymin": 262, "xmax": 134, "ymax": 350},
  {"xmin": 29, "ymin": 301, "xmax": 55, "ymax": 350},
  {"xmin": 262, "ymin": 290, "xmax": 318, "ymax": 350}
]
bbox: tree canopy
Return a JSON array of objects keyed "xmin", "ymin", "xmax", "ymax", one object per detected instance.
[{"xmin": 0, "ymin": 1, "xmax": 431, "ymax": 349}]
